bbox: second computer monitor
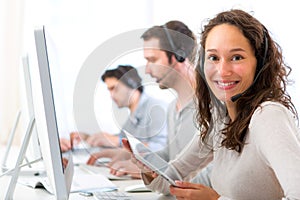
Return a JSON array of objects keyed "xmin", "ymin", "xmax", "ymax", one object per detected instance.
[{"xmin": 32, "ymin": 25, "xmax": 73, "ymax": 199}]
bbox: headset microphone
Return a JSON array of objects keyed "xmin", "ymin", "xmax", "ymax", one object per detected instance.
[
  {"xmin": 231, "ymin": 81, "xmax": 255, "ymax": 102},
  {"xmin": 230, "ymin": 63, "xmax": 266, "ymax": 103},
  {"xmin": 230, "ymin": 63, "xmax": 265, "ymax": 102},
  {"xmin": 156, "ymin": 65, "xmax": 174, "ymax": 83},
  {"xmin": 230, "ymin": 69, "xmax": 262, "ymax": 102},
  {"xmin": 231, "ymin": 92, "xmax": 244, "ymax": 102},
  {"xmin": 231, "ymin": 30, "xmax": 268, "ymax": 102}
]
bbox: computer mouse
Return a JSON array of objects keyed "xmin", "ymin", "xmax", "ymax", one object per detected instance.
[{"xmin": 124, "ymin": 184, "xmax": 152, "ymax": 192}]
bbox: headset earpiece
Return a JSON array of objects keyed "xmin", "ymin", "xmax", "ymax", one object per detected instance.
[
  {"xmin": 163, "ymin": 25, "xmax": 186, "ymax": 63},
  {"xmin": 117, "ymin": 66, "xmax": 140, "ymax": 89},
  {"xmin": 256, "ymin": 29, "xmax": 268, "ymax": 74},
  {"xmin": 125, "ymin": 77, "xmax": 139, "ymax": 89},
  {"xmin": 174, "ymin": 49, "xmax": 186, "ymax": 63},
  {"xmin": 231, "ymin": 28, "xmax": 269, "ymax": 102}
]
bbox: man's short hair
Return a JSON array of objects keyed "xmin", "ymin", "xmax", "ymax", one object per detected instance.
[
  {"xmin": 141, "ymin": 20, "xmax": 196, "ymax": 63},
  {"xmin": 101, "ymin": 65, "xmax": 143, "ymax": 93}
]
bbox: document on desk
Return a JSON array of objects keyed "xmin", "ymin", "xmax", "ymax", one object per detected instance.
[
  {"xmin": 71, "ymin": 173, "xmax": 117, "ymax": 192},
  {"xmin": 18, "ymin": 173, "xmax": 117, "ymax": 193}
]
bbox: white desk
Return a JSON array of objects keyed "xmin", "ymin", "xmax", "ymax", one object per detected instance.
[
  {"xmin": 0, "ymin": 175, "xmax": 175, "ymax": 200},
  {"xmin": 0, "ymin": 145, "xmax": 175, "ymax": 200}
]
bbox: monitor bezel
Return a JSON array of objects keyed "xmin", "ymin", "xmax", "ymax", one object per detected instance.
[{"xmin": 32, "ymin": 25, "xmax": 73, "ymax": 199}]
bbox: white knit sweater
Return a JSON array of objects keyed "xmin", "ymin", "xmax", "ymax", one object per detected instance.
[{"xmin": 143, "ymin": 101, "xmax": 300, "ymax": 200}]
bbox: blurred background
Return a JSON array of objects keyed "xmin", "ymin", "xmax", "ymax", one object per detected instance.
[{"xmin": 1, "ymin": 0, "xmax": 299, "ymax": 145}]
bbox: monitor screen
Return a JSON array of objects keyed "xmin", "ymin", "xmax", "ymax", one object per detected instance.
[{"xmin": 31, "ymin": 25, "xmax": 73, "ymax": 199}]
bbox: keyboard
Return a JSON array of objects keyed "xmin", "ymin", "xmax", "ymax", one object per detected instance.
[{"xmin": 93, "ymin": 191, "xmax": 133, "ymax": 200}]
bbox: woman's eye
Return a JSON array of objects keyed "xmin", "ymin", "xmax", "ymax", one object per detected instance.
[
  {"xmin": 207, "ymin": 55, "xmax": 218, "ymax": 61},
  {"xmin": 232, "ymin": 55, "xmax": 243, "ymax": 61}
]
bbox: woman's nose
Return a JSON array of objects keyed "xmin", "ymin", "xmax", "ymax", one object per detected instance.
[{"xmin": 216, "ymin": 59, "xmax": 232, "ymax": 76}]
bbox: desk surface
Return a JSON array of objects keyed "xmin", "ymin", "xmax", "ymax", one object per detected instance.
[
  {"xmin": 0, "ymin": 175, "xmax": 175, "ymax": 200},
  {"xmin": 0, "ymin": 145, "xmax": 175, "ymax": 200}
]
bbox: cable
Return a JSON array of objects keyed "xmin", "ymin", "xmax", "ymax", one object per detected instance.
[{"xmin": 0, "ymin": 157, "xmax": 42, "ymax": 178}]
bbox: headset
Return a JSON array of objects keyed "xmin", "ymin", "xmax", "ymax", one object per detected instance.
[
  {"xmin": 162, "ymin": 25, "xmax": 186, "ymax": 63},
  {"xmin": 231, "ymin": 29, "xmax": 268, "ymax": 102},
  {"xmin": 116, "ymin": 66, "xmax": 141, "ymax": 89}
]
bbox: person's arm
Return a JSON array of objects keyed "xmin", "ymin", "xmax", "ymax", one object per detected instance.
[
  {"xmin": 109, "ymin": 159, "xmax": 141, "ymax": 178},
  {"xmin": 122, "ymin": 138, "xmax": 158, "ymax": 180},
  {"xmin": 122, "ymin": 136, "xmax": 213, "ymax": 195},
  {"xmin": 69, "ymin": 131, "xmax": 89, "ymax": 148},
  {"xmin": 60, "ymin": 138, "xmax": 71, "ymax": 152},
  {"xmin": 190, "ymin": 162, "xmax": 213, "ymax": 187},
  {"xmin": 60, "ymin": 132, "xmax": 89, "ymax": 152},
  {"xmin": 250, "ymin": 102, "xmax": 300, "ymax": 198},
  {"xmin": 86, "ymin": 148, "xmax": 130, "ymax": 165},
  {"xmin": 142, "ymin": 133, "xmax": 213, "ymax": 195},
  {"xmin": 155, "ymin": 146, "xmax": 170, "ymax": 162},
  {"xmin": 85, "ymin": 132, "xmax": 119, "ymax": 147},
  {"xmin": 169, "ymin": 181, "xmax": 220, "ymax": 200}
]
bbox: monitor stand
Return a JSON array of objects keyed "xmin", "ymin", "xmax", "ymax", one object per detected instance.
[
  {"xmin": 5, "ymin": 117, "xmax": 35, "ymax": 200},
  {"xmin": 1, "ymin": 110, "xmax": 21, "ymax": 172},
  {"xmin": 1, "ymin": 110, "xmax": 40, "ymax": 175}
]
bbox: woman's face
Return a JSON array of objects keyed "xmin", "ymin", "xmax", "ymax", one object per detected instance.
[{"xmin": 204, "ymin": 24, "xmax": 257, "ymax": 103}]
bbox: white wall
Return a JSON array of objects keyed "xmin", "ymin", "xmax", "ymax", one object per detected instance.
[
  {"xmin": 2, "ymin": 0, "xmax": 299, "ymax": 142},
  {"xmin": 22, "ymin": 0, "xmax": 168, "ymax": 136},
  {"xmin": 0, "ymin": 0, "xmax": 25, "ymax": 144},
  {"xmin": 150, "ymin": 0, "xmax": 300, "ymax": 112},
  {"xmin": 25, "ymin": 0, "xmax": 300, "ymax": 136}
]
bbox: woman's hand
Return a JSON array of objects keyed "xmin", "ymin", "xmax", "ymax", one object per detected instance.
[
  {"xmin": 170, "ymin": 181, "xmax": 220, "ymax": 200},
  {"xmin": 60, "ymin": 138, "xmax": 71, "ymax": 152},
  {"xmin": 69, "ymin": 131, "xmax": 88, "ymax": 148},
  {"xmin": 109, "ymin": 159, "xmax": 141, "ymax": 178},
  {"xmin": 122, "ymin": 138, "xmax": 158, "ymax": 179}
]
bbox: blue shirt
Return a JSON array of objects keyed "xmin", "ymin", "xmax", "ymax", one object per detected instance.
[{"xmin": 120, "ymin": 93, "xmax": 168, "ymax": 151}]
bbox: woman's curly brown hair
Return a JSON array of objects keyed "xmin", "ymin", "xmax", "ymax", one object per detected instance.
[{"xmin": 195, "ymin": 9, "xmax": 298, "ymax": 153}]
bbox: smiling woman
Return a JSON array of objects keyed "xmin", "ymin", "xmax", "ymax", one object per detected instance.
[
  {"xmin": 134, "ymin": 9, "xmax": 300, "ymax": 200},
  {"xmin": 1, "ymin": 1, "xmax": 300, "ymax": 180},
  {"xmin": 204, "ymin": 24, "xmax": 258, "ymax": 104}
]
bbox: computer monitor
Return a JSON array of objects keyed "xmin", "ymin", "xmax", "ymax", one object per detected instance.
[
  {"xmin": 31, "ymin": 25, "xmax": 74, "ymax": 199},
  {"xmin": 1, "ymin": 56, "xmax": 43, "ymax": 175},
  {"xmin": 21, "ymin": 55, "xmax": 42, "ymax": 163}
]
